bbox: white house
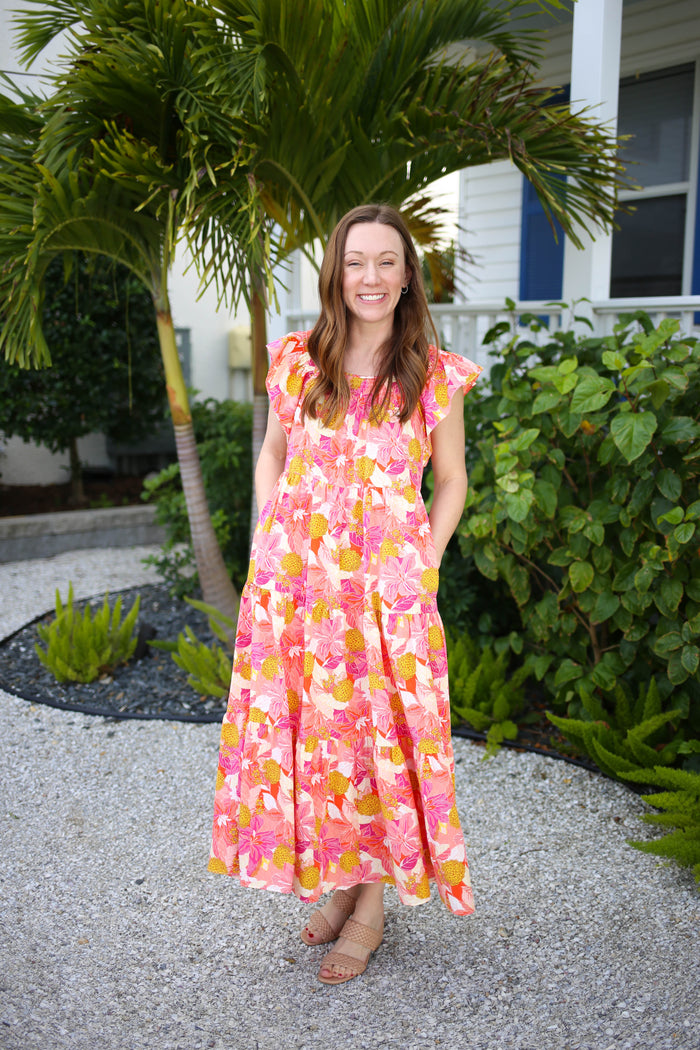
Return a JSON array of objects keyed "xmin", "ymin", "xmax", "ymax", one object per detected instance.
[
  {"xmin": 2, "ymin": 0, "xmax": 700, "ymax": 487},
  {"xmin": 282, "ymin": 0, "xmax": 700, "ymax": 370}
]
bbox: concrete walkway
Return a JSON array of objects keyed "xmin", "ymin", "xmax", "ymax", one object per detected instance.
[{"xmin": 0, "ymin": 547, "xmax": 698, "ymax": 1050}]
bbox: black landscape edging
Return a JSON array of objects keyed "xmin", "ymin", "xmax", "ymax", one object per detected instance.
[
  {"xmin": 0, "ymin": 675, "xmax": 222, "ymax": 723},
  {"xmin": 450, "ymin": 724, "xmax": 599, "ymax": 772}
]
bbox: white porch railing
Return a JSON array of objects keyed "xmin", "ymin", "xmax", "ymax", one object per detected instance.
[{"xmin": 285, "ymin": 296, "xmax": 700, "ymax": 376}]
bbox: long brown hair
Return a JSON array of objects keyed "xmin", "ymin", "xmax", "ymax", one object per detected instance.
[{"xmin": 303, "ymin": 204, "xmax": 439, "ymax": 426}]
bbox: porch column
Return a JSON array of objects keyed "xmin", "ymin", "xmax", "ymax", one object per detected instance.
[{"xmin": 562, "ymin": 0, "xmax": 623, "ymax": 304}]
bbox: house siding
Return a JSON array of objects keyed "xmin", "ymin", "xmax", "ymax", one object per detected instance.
[{"xmin": 458, "ymin": 0, "xmax": 700, "ymax": 303}]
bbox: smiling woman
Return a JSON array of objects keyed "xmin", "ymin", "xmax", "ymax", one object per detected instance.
[{"xmin": 208, "ymin": 203, "xmax": 482, "ymax": 987}]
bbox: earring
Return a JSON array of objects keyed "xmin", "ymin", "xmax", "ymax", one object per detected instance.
[{"xmin": 401, "ymin": 284, "xmax": 409, "ymax": 295}]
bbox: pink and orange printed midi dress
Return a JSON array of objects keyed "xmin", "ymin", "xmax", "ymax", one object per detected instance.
[{"xmin": 208, "ymin": 331, "xmax": 481, "ymax": 916}]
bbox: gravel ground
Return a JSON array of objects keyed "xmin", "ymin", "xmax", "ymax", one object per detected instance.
[{"xmin": 0, "ymin": 546, "xmax": 698, "ymax": 1050}]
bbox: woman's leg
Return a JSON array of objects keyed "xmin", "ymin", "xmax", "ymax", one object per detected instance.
[{"xmin": 319, "ymin": 883, "xmax": 384, "ymax": 981}]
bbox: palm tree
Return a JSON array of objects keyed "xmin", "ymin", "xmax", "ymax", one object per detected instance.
[
  {"xmin": 203, "ymin": 0, "xmax": 624, "ymax": 489},
  {"xmin": 0, "ymin": 0, "xmax": 274, "ymax": 622},
  {"xmin": 2, "ymin": 0, "xmax": 624, "ymax": 594}
]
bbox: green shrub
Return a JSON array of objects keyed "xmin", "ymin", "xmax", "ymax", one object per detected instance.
[
  {"xmin": 547, "ymin": 678, "xmax": 685, "ymax": 781},
  {"xmin": 143, "ymin": 398, "xmax": 253, "ymax": 595},
  {"xmin": 447, "ymin": 630, "xmax": 531, "ymax": 754},
  {"xmin": 459, "ymin": 308, "xmax": 700, "ymax": 763},
  {"xmin": 35, "ymin": 583, "xmax": 140, "ymax": 683},
  {"xmin": 150, "ymin": 597, "xmax": 235, "ymax": 699},
  {"xmin": 621, "ymin": 763, "xmax": 700, "ymax": 883}
]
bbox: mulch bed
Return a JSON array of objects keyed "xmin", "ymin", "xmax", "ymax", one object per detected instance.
[
  {"xmin": 0, "ymin": 581, "xmax": 597, "ymax": 769},
  {"xmin": 0, "ymin": 584, "xmax": 224, "ymax": 722},
  {"xmin": 0, "ymin": 475, "xmax": 147, "ymax": 516}
]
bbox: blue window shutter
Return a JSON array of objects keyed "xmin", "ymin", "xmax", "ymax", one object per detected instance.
[{"xmin": 519, "ymin": 87, "xmax": 569, "ymax": 302}]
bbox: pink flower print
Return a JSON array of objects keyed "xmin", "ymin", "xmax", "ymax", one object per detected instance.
[
  {"xmin": 429, "ymin": 646, "xmax": 449, "ymax": 679},
  {"xmin": 313, "ymin": 825, "xmax": 344, "ymax": 867},
  {"xmin": 218, "ymin": 746, "xmax": 242, "ymax": 779},
  {"xmin": 421, "ymin": 790, "xmax": 453, "ymax": 838},
  {"xmin": 316, "ymin": 445, "xmax": 351, "ymax": 489},
  {"xmin": 372, "ymin": 424, "xmax": 406, "ymax": 468},
  {"xmin": 211, "ymin": 817, "xmax": 235, "ymax": 864},
  {"xmin": 240, "ymin": 814, "xmax": 279, "ymax": 873},
  {"xmin": 380, "ymin": 550, "xmax": 421, "ymax": 605},
  {"xmin": 254, "ymin": 531, "xmax": 288, "ymax": 585},
  {"xmin": 340, "ymin": 574, "xmax": 367, "ymax": 612},
  {"xmin": 310, "ymin": 616, "xmax": 346, "ymax": 668},
  {"xmin": 282, "ymin": 492, "xmax": 313, "ymax": 550},
  {"xmin": 233, "ymin": 597, "xmax": 254, "ymax": 644},
  {"xmin": 355, "ymin": 857, "xmax": 387, "ymax": 884},
  {"xmin": 388, "ymin": 813, "xmax": 424, "ymax": 866},
  {"xmin": 279, "ymin": 630, "xmax": 304, "ymax": 670},
  {"xmin": 266, "ymin": 695, "xmax": 299, "ymax": 740},
  {"xmin": 362, "ymin": 523, "xmax": 385, "ymax": 554}
]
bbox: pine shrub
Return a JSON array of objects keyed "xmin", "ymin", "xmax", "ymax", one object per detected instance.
[
  {"xmin": 447, "ymin": 630, "xmax": 531, "ymax": 754},
  {"xmin": 150, "ymin": 597, "xmax": 236, "ymax": 698},
  {"xmin": 35, "ymin": 583, "xmax": 140, "ymax": 683},
  {"xmin": 621, "ymin": 764, "xmax": 700, "ymax": 883}
]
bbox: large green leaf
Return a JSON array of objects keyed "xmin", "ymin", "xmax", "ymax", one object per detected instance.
[
  {"xmin": 570, "ymin": 374, "xmax": 616, "ymax": 413},
  {"xmin": 569, "ymin": 561, "xmax": 594, "ymax": 593},
  {"xmin": 610, "ymin": 412, "xmax": 657, "ymax": 463}
]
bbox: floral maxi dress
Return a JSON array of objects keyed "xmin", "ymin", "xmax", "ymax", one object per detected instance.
[{"xmin": 209, "ymin": 332, "xmax": 481, "ymax": 916}]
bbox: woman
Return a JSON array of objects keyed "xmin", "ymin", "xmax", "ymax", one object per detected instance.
[{"xmin": 209, "ymin": 204, "xmax": 481, "ymax": 985}]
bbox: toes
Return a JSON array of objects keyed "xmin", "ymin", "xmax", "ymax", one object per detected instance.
[{"xmin": 321, "ymin": 964, "xmax": 353, "ymax": 980}]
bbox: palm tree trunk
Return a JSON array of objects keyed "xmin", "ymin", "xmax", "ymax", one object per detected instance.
[
  {"xmin": 154, "ymin": 292, "xmax": 239, "ymax": 625},
  {"xmin": 249, "ymin": 269, "xmax": 269, "ymax": 546},
  {"xmin": 68, "ymin": 435, "xmax": 85, "ymax": 506}
]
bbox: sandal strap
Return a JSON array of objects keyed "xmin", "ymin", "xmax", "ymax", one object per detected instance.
[
  {"xmin": 338, "ymin": 917, "xmax": 383, "ymax": 951},
  {"xmin": 305, "ymin": 910, "xmax": 336, "ymax": 942},
  {"xmin": 320, "ymin": 950, "xmax": 369, "ymax": 977},
  {"xmin": 331, "ymin": 890, "xmax": 357, "ymax": 917}
]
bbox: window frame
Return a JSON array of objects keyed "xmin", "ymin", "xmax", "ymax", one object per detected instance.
[{"xmin": 615, "ymin": 59, "xmax": 700, "ymax": 298}]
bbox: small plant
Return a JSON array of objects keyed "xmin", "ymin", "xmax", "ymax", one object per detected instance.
[
  {"xmin": 447, "ymin": 631, "xmax": 531, "ymax": 754},
  {"xmin": 89, "ymin": 493, "xmax": 116, "ymax": 509},
  {"xmin": 150, "ymin": 597, "xmax": 236, "ymax": 698},
  {"xmin": 547, "ymin": 677, "xmax": 685, "ymax": 782},
  {"xmin": 621, "ymin": 762, "xmax": 700, "ymax": 883},
  {"xmin": 35, "ymin": 583, "xmax": 140, "ymax": 683}
]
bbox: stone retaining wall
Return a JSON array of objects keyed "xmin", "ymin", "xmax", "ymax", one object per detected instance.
[{"xmin": 0, "ymin": 505, "xmax": 165, "ymax": 562}]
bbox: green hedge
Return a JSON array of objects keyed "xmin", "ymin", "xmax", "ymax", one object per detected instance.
[{"xmin": 458, "ymin": 308, "xmax": 700, "ymax": 758}]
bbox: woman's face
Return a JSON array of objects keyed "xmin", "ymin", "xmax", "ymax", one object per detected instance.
[{"xmin": 342, "ymin": 222, "xmax": 411, "ymax": 329}]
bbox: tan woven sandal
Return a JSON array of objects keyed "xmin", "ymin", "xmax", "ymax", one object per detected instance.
[
  {"xmin": 300, "ymin": 889, "xmax": 357, "ymax": 946},
  {"xmin": 317, "ymin": 916, "xmax": 384, "ymax": 985}
]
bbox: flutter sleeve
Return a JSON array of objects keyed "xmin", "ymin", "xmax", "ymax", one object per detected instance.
[
  {"xmin": 421, "ymin": 349, "xmax": 482, "ymax": 434},
  {"xmin": 265, "ymin": 330, "xmax": 314, "ymax": 433}
]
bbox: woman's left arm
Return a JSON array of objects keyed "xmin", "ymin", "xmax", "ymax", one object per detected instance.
[{"xmin": 428, "ymin": 389, "xmax": 468, "ymax": 565}]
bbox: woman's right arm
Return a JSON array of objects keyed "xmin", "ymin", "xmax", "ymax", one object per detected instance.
[{"xmin": 255, "ymin": 402, "xmax": 288, "ymax": 511}]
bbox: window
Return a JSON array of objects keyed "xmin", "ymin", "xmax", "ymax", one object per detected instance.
[{"xmin": 611, "ymin": 64, "xmax": 695, "ymax": 297}]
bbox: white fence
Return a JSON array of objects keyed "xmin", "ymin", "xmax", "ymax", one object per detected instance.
[{"xmin": 286, "ymin": 296, "xmax": 700, "ymax": 375}]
